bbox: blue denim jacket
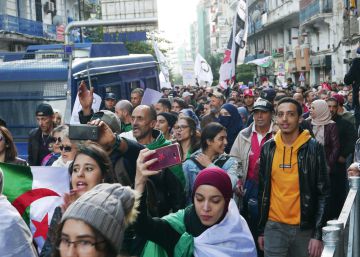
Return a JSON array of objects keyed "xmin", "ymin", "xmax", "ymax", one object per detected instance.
[{"xmin": 182, "ymin": 149, "xmax": 240, "ymax": 204}]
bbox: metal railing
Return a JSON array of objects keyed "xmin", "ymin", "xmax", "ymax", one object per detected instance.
[
  {"xmin": 0, "ymin": 14, "xmax": 56, "ymax": 40},
  {"xmin": 321, "ymin": 177, "xmax": 360, "ymax": 257}
]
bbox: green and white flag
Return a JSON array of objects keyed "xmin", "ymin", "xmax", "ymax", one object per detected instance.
[
  {"xmin": 246, "ymin": 56, "xmax": 273, "ymax": 68},
  {"xmin": 1, "ymin": 163, "xmax": 70, "ymax": 252}
]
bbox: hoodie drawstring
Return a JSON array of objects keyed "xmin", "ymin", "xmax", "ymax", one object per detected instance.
[{"xmin": 281, "ymin": 146, "xmax": 293, "ymax": 170}]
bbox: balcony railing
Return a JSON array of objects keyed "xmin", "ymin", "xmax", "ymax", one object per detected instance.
[
  {"xmin": 300, "ymin": 0, "xmax": 333, "ymax": 24},
  {"xmin": 0, "ymin": 14, "xmax": 56, "ymax": 40}
]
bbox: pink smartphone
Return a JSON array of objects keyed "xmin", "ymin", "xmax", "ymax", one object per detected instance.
[{"xmin": 145, "ymin": 144, "xmax": 182, "ymax": 171}]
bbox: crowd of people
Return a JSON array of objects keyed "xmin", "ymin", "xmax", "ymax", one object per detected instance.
[{"xmin": 1, "ymin": 59, "xmax": 360, "ymax": 257}]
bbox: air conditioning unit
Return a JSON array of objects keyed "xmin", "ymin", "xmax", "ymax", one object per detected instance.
[{"xmin": 44, "ymin": 1, "xmax": 55, "ymax": 14}]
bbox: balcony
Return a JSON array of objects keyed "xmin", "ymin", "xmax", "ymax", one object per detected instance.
[
  {"xmin": 0, "ymin": 14, "xmax": 56, "ymax": 40},
  {"xmin": 300, "ymin": 0, "xmax": 333, "ymax": 24},
  {"xmin": 266, "ymin": 0, "xmax": 299, "ymax": 26}
]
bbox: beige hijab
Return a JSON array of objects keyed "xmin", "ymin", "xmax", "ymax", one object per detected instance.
[{"xmin": 309, "ymin": 99, "xmax": 334, "ymax": 145}]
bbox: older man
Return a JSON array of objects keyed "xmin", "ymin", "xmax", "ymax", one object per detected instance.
[{"xmin": 115, "ymin": 100, "xmax": 133, "ymax": 133}]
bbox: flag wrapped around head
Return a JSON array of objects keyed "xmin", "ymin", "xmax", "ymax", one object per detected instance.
[
  {"xmin": 1, "ymin": 163, "xmax": 69, "ymax": 253},
  {"xmin": 219, "ymin": 0, "xmax": 248, "ymax": 84}
]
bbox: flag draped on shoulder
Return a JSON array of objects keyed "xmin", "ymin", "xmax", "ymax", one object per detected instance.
[
  {"xmin": 1, "ymin": 163, "xmax": 70, "ymax": 252},
  {"xmin": 194, "ymin": 53, "xmax": 213, "ymax": 86},
  {"xmin": 219, "ymin": 0, "xmax": 248, "ymax": 84}
]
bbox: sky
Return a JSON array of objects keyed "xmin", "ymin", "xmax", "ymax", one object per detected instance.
[{"xmin": 157, "ymin": 0, "xmax": 199, "ymax": 47}]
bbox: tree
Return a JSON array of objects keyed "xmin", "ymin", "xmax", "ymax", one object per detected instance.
[
  {"xmin": 207, "ymin": 53, "xmax": 223, "ymax": 86},
  {"xmin": 236, "ymin": 64, "xmax": 256, "ymax": 85}
]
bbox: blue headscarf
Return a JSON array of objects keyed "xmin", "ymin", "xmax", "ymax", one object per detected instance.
[
  {"xmin": 180, "ymin": 108, "xmax": 201, "ymax": 130},
  {"xmin": 219, "ymin": 104, "xmax": 243, "ymax": 153}
]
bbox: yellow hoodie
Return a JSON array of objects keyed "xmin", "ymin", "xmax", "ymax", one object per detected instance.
[{"xmin": 268, "ymin": 129, "xmax": 312, "ymax": 225}]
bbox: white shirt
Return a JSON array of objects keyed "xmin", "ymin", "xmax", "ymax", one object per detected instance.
[{"xmin": 251, "ymin": 122, "xmax": 274, "ymax": 145}]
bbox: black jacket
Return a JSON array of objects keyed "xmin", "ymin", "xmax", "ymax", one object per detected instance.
[
  {"xmin": 258, "ymin": 137, "xmax": 330, "ymax": 240},
  {"xmin": 344, "ymin": 57, "xmax": 360, "ymax": 129},
  {"xmin": 28, "ymin": 127, "xmax": 51, "ymax": 166}
]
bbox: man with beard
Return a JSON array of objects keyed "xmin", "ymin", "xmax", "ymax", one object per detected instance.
[
  {"xmin": 115, "ymin": 100, "xmax": 133, "ymax": 133},
  {"xmin": 200, "ymin": 90, "xmax": 225, "ymax": 129},
  {"xmin": 28, "ymin": 103, "xmax": 55, "ymax": 165}
]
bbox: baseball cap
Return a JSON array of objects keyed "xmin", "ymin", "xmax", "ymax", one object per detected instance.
[
  {"xmin": 260, "ymin": 88, "xmax": 276, "ymax": 102},
  {"xmin": 182, "ymin": 91, "xmax": 193, "ymax": 98},
  {"xmin": 105, "ymin": 92, "xmax": 116, "ymax": 100},
  {"xmin": 253, "ymin": 98, "xmax": 273, "ymax": 112},
  {"xmin": 209, "ymin": 91, "xmax": 225, "ymax": 100},
  {"xmin": 91, "ymin": 110, "xmax": 121, "ymax": 134},
  {"xmin": 35, "ymin": 103, "xmax": 54, "ymax": 116},
  {"xmin": 243, "ymin": 89, "xmax": 254, "ymax": 97}
]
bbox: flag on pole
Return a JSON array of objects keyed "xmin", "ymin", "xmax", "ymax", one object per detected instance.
[
  {"xmin": 1, "ymin": 163, "xmax": 70, "ymax": 252},
  {"xmin": 247, "ymin": 56, "xmax": 273, "ymax": 68},
  {"xmin": 194, "ymin": 53, "xmax": 213, "ymax": 85},
  {"xmin": 152, "ymin": 38, "xmax": 170, "ymax": 83},
  {"xmin": 219, "ymin": 0, "xmax": 248, "ymax": 84}
]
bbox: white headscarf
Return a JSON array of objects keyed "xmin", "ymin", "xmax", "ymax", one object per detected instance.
[
  {"xmin": 193, "ymin": 199, "xmax": 257, "ymax": 257},
  {"xmin": 309, "ymin": 99, "xmax": 334, "ymax": 145}
]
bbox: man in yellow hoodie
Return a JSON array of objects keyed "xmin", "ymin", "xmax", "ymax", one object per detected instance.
[{"xmin": 258, "ymin": 97, "xmax": 330, "ymax": 257}]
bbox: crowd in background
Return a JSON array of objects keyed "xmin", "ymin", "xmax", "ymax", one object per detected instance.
[{"xmin": 1, "ymin": 58, "xmax": 360, "ymax": 257}]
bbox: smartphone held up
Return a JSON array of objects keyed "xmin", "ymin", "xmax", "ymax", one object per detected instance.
[{"xmin": 145, "ymin": 144, "xmax": 182, "ymax": 171}]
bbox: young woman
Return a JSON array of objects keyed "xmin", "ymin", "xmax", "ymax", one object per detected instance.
[
  {"xmin": 134, "ymin": 153, "xmax": 257, "ymax": 257},
  {"xmin": 179, "ymin": 108, "xmax": 200, "ymax": 130},
  {"xmin": 218, "ymin": 103, "xmax": 243, "ymax": 153},
  {"xmin": 53, "ymin": 183, "xmax": 139, "ymax": 257},
  {"xmin": 173, "ymin": 117, "xmax": 200, "ymax": 162},
  {"xmin": 155, "ymin": 112, "xmax": 177, "ymax": 140},
  {"xmin": 182, "ymin": 122, "xmax": 239, "ymax": 204},
  {"xmin": 40, "ymin": 142, "xmax": 116, "ymax": 257},
  {"xmin": 0, "ymin": 126, "xmax": 27, "ymax": 165}
]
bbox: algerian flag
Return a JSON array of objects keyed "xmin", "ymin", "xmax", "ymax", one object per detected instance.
[
  {"xmin": 1, "ymin": 163, "xmax": 70, "ymax": 253},
  {"xmin": 246, "ymin": 56, "xmax": 273, "ymax": 68}
]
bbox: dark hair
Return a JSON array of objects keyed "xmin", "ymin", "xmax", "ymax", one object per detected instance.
[
  {"xmin": 173, "ymin": 97, "xmax": 188, "ymax": 109},
  {"xmin": 274, "ymin": 95, "xmax": 287, "ymax": 102},
  {"xmin": 131, "ymin": 88, "xmax": 144, "ymax": 97},
  {"xmin": 0, "ymin": 126, "xmax": 18, "ymax": 162},
  {"xmin": 52, "ymin": 221, "xmax": 117, "ymax": 257},
  {"xmin": 68, "ymin": 142, "xmax": 115, "ymax": 183},
  {"xmin": 178, "ymin": 116, "xmax": 200, "ymax": 152},
  {"xmin": 157, "ymin": 98, "xmax": 171, "ymax": 111},
  {"xmin": 327, "ymin": 97, "xmax": 339, "ymax": 106},
  {"xmin": 201, "ymin": 122, "xmax": 226, "ymax": 151},
  {"xmin": 276, "ymin": 97, "xmax": 303, "ymax": 116},
  {"xmin": 149, "ymin": 105, "xmax": 157, "ymax": 121}
]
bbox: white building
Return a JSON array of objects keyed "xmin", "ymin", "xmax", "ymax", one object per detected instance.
[{"xmin": 101, "ymin": 0, "xmax": 158, "ymax": 34}]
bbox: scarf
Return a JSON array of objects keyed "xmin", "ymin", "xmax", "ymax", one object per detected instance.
[
  {"xmin": 309, "ymin": 100, "xmax": 334, "ymax": 145},
  {"xmin": 141, "ymin": 200, "xmax": 257, "ymax": 257},
  {"xmin": 219, "ymin": 104, "xmax": 243, "ymax": 153}
]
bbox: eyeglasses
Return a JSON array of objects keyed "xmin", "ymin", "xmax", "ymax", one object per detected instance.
[
  {"xmin": 173, "ymin": 125, "xmax": 189, "ymax": 130},
  {"xmin": 58, "ymin": 238, "xmax": 105, "ymax": 254},
  {"xmin": 59, "ymin": 145, "xmax": 72, "ymax": 152}
]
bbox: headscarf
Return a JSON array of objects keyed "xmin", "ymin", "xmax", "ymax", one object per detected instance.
[
  {"xmin": 219, "ymin": 104, "xmax": 243, "ymax": 153},
  {"xmin": 192, "ymin": 167, "xmax": 232, "ymax": 216},
  {"xmin": 180, "ymin": 108, "xmax": 200, "ymax": 130},
  {"xmin": 309, "ymin": 99, "xmax": 334, "ymax": 145}
]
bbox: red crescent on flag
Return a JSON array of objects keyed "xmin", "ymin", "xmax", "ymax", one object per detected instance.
[{"xmin": 13, "ymin": 188, "xmax": 60, "ymax": 215}]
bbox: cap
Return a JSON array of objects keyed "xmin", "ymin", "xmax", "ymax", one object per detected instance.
[
  {"xmin": 243, "ymin": 89, "xmax": 254, "ymax": 97},
  {"xmin": 260, "ymin": 88, "xmax": 276, "ymax": 102},
  {"xmin": 35, "ymin": 103, "xmax": 54, "ymax": 116},
  {"xmin": 62, "ymin": 183, "xmax": 139, "ymax": 253},
  {"xmin": 91, "ymin": 110, "xmax": 121, "ymax": 134},
  {"xmin": 253, "ymin": 98, "xmax": 273, "ymax": 112},
  {"xmin": 209, "ymin": 91, "xmax": 225, "ymax": 100},
  {"xmin": 105, "ymin": 92, "xmax": 116, "ymax": 100},
  {"xmin": 182, "ymin": 91, "xmax": 193, "ymax": 98}
]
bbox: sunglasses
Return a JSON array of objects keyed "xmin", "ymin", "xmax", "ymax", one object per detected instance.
[
  {"xmin": 50, "ymin": 137, "xmax": 62, "ymax": 144},
  {"xmin": 59, "ymin": 145, "xmax": 72, "ymax": 152}
]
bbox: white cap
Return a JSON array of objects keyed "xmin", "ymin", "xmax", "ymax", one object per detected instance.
[{"xmin": 182, "ymin": 91, "xmax": 193, "ymax": 98}]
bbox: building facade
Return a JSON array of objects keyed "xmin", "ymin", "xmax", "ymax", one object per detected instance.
[
  {"xmin": 101, "ymin": 0, "xmax": 158, "ymax": 42},
  {"xmin": 0, "ymin": 0, "xmax": 87, "ymax": 51},
  {"xmin": 246, "ymin": 0, "xmax": 360, "ymax": 86}
]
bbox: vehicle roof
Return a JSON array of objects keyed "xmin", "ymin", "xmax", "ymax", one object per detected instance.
[{"xmin": 0, "ymin": 54, "xmax": 157, "ymax": 81}]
